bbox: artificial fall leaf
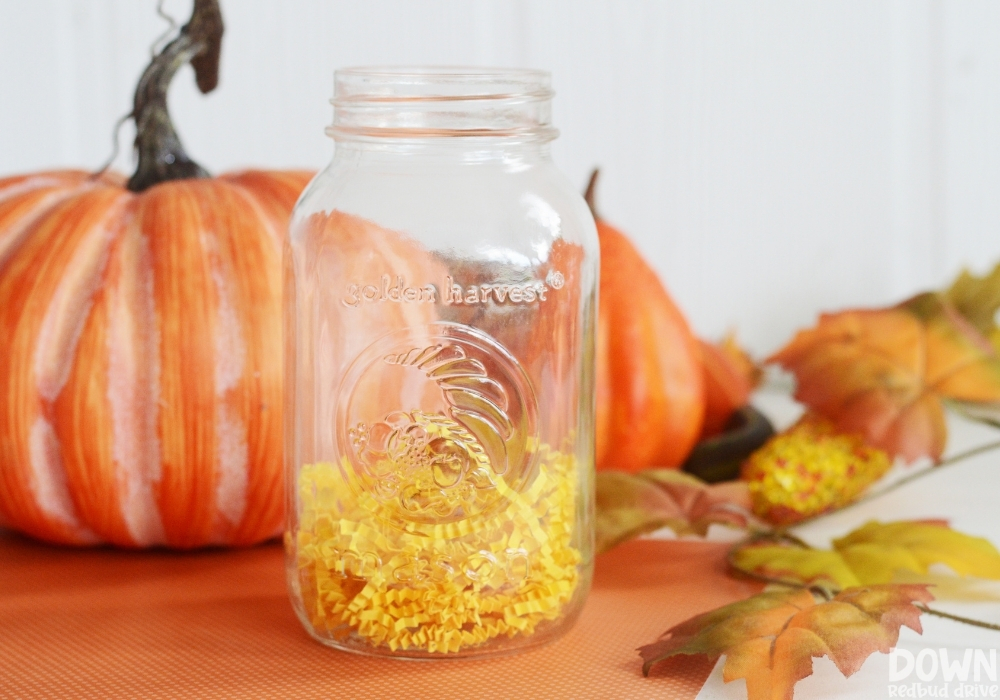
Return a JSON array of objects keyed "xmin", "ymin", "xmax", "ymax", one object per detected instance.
[
  {"xmin": 731, "ymin": 520, "xmax": 1000, "ymax": 590},
  {"xmin": 595, "ymin": 469, "xmax": 752, "ymax": 554},
  {"xmin": 769, "ymin": 292, "xmax": 1000, "ymax": 462},
  {"xmin": 639, "ymin": 584, "xmax": 933, "ymax": 700},
  {"xmin": 945, "ymin": 262, "xmax": 1000, "ymax": 353},
  {"xmin": 732, "ymin": 544, "xmax": 861, "ymax": 589},
  {"xmin": 833, "ymin": 520, "xmax": 1000, "ymax": 584}
]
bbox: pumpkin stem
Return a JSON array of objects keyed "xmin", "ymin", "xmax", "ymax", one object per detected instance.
[
  {"xmin": 126, "ymin": 0, "xmax": 224, "ymax": 193},
  {"xmin": 584, "ymin": 168, "xmax": 601, "ymax": 220}
]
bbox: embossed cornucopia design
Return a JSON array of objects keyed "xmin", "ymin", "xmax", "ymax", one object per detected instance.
[
  {"xmin": 295, "ymin": 326, "xmax": 583, "ymax": 655},
  {"xmin": 349, "ymin": 341, "xmax": 522, "ymax": 524}
]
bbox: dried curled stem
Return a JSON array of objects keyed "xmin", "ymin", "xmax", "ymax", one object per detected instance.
[
  {"xmin": 791, "ymin": 436, "xmax": 1000, "ymax": 528},
  {"xmin": 127, "ymin": 0, "xmax": 223, "ymax": 192}
]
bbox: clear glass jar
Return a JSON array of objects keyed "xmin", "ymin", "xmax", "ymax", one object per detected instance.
[{"xmin": 284, "ymin": 67, "xmax": 598, "ymax": 659}]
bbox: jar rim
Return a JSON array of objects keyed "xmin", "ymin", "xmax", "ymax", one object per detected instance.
[
  {"xmin": 328, "ymin": 66, "xmax": 557, "ymax": 141},
  {"xmin": 333, "ymin": 66, "xmax": 554, "ymax": 104}
]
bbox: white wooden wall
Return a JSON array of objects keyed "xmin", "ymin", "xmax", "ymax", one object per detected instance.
[{"xmin": 2, "ymin": 0, "xmax": 999, "ymax": 355}]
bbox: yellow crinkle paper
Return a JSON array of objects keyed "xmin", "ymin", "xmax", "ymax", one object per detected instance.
[
  {"xmin": 295, "ymin": 437, "xmax": 580, "ymax": 654},
  {"xmin": 742, "ymin": 414, "xmax": 891, "ymax": 525}
]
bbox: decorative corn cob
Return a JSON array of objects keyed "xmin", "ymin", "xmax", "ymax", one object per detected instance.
[{"xmin": 742, "ymin": 414, "xmax": 891, "ymax": 525}]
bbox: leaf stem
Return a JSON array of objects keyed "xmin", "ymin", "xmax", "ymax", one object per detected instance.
[
  {"xmin": 857, "ymin": 437, "xmax": 1000, "ymax": 504},
  {"xmin": 918, "ymin": 604, "xmax": 1000, "ymax": 632},
  {"xmin": 947, "ymin": 400, "xmax": 1000, "ymax": 431},
  {"xmin": 729, "ymin": 541, "xmax": 1000, "ymax": 631},
  {"xmin": 792, "ymin": 437, "xmax": 1000, "ymax": 527},
  {"xmin": 770, "ymin": 529, "xmax": 814, "ymax": 550}
]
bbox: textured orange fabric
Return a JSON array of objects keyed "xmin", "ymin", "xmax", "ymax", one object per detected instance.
[{"xmin": 0, "ymin": 532, "xmax": 760, "ymax": 699}]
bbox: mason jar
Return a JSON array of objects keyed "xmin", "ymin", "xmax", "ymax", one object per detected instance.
[{"xmin": 284, "ymin": 67, "xmax": 598, "ymax": 659}]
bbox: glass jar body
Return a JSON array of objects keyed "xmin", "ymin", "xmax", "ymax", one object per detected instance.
[{"xmin": 285, "ymin": 136, "xmax": 598, "ymax": 659}]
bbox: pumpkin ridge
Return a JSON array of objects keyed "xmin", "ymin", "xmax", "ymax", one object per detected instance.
[
  {"xmin": 218, "ymin": 175, "xmax": 286, "ymax": 252},
  {"xmin": 0, "ymin": 186, "xmax": 128, "ymax": 544},
  {"xmin": 56, "ymin": 201, "xmax": 166, "ymax": 547},
  {"xmin": 221, "ymin": 172, "xmax": 316, "ymax": 256},
  {"xmin": 212, "ymin": 178, "xmax": 288, "ymax": 544},
  {"xmin": 34, "ymin": 195, "xmax": 132, "ymax": 402},
  {"xmin": 206, "ymin": 185, "xmax": 252, "ymax": 542},
  {"xmin": 110, "ymin": 217, "xmax": 167, "ymax": 546},
  {"xmin": 0, "ymin": 171, "xmax": 90, "ymax": 202},
  {"xmin": 139, "ymin": 182, "xmax": 220, "ymax": 547},
  {"xmin": 0, "ymin": 177, "xmax": 100, "ymax": 271}
]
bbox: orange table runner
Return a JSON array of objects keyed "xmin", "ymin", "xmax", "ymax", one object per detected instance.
[{"xmin": 0, "ymin": 532, "xmax": 759, "ymax": 699}]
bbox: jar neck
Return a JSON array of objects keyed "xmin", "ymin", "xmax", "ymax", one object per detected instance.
[{"xmin": 331, "ymin": 137, "xmax": 552, "ymax": 166}]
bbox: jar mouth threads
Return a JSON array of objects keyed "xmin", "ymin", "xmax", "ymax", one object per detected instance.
[
  {"xmin": 328, "ymin": 66, "xmax": 557, "ymax": 141},
  {"xmin": 333, "ymin": 66, "xmax": 555, "ymax": 101}
]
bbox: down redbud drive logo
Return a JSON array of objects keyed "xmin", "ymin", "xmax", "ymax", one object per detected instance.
[{"xmin": 889, "ymin": 648, "xmax": 998, "ymax": 698}]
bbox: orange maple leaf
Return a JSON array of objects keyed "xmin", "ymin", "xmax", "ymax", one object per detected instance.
[
  {"xmin": 639, "ymin": 584, "xmax": 934, "ymax": 700},
  {"xmin": 769, "ymin": 293, "xmax": 1000, "ymax": 462}
]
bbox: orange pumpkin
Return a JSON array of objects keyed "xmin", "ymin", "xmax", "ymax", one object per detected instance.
[
  {"xmin": 0, "ymin": 0, "xmax": 312, "ymax": 547},
  {"xmin": 699, "ymin": 338, "xmax": 755, "ymax": 439},
  {"xmin": 588, "ymin": 172, "xmax": 706, "ymax": 472}
]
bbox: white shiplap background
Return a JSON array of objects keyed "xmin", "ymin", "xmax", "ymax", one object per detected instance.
[{"xmin": 2, "ymin": 0, "xmax": 999, "ymax": 355}]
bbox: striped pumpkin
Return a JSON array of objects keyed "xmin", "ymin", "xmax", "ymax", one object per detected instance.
[{"xmin": 0, "ymin": 169, "xmax": 312, "ymax": 547}]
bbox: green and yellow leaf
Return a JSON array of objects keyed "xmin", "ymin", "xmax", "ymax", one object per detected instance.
[
  {"xmin": 731, "ymin": 544, "xmax": 859, "ymax": 589},
  {"xmin": 833, "ymin": 520, "xmax": 1000, "ymax": 584},
  {"xmin": 945, "ymin": 262, "xmax": 1000, "ymax": 353},
  {"xmin": 732, "ymin": 520, "xmax": 1000, "ymax": 591}
]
